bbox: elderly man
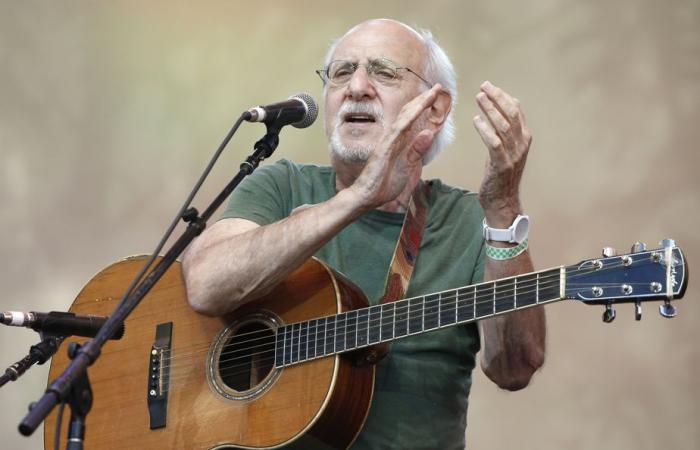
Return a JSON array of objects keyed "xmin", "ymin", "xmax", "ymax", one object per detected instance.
[{"xmin": 182, "ymin": 18, "xmax": 546, "ymax": 449}]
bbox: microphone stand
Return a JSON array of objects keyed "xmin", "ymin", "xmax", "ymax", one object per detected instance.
[
  {"xmin": 19, "ymin": 121, "xmax": 283, "ymax": 442},
  {"xmin": 0, "ymin": 333, "xmax": 65, "ymax": 388}
]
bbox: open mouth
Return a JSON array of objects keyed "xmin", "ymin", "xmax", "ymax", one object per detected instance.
[{"xmin": 343, "ymin": 113, "xmax": 376, "ymax": 124}]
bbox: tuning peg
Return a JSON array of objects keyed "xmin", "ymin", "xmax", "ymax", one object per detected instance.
[
  {"xmin": 660, "ymin": 238, "xmax": 676, "ymax": 249},
  {"xmin": 634, "ymin": 301, "xmax": 642, "ymax": 321},
  {"xmin": 602, "ymin": 247, "xmax": 617, "ymax": 257},
  {"xmin": 602, "ymin": 303, "xmax": 616, "ymax": 323},
  {"xmin": 659, "ymin": 300, "xmax": 677, "ymax": 318},
  {"xmin": 631, "ymin": 242, "xmax": 647, "ymax": 253}
]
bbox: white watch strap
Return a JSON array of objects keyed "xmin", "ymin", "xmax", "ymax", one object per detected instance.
[{"xmin": 483, "ymin": 223, "xmax": 512, "ymax": 242}]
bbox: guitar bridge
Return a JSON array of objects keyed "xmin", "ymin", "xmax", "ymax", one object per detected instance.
[{"xmin": 147, "ymin": 322, "xmax": 172, "ymax": 429}]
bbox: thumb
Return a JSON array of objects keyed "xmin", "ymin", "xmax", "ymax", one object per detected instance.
[{"xmin": 407, "ymin": 129, "xmax": 435, "ymax": 164}]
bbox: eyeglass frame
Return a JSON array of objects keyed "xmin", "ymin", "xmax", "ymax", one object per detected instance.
[{"xmin": 316, "ymin": 58, "xmax": 432, "ymax": 88}]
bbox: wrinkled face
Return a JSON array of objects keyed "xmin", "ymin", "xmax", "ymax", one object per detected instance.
[{"xmin": 323, "ymin": 21, "xmax": 429, "ymax": 163}]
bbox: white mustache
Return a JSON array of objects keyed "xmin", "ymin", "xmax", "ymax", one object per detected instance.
[{"xmin": 337, "ymin": 101, "xmax": 384, "ymax": 125}]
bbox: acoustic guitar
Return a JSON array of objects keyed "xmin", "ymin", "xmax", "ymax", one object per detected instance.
[{"xmin": 43, "ymin": 240, "xmax": 687, "ymax": 449}]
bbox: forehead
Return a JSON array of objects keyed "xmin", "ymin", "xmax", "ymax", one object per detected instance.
[{"xmin": 331, "ymin": 21, "xmax": 427, "ymax": 69}]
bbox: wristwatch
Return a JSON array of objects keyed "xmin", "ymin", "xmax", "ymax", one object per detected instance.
[{"xmin": 482, "ymin": 214, "xmax": 530, "ymax": 244}]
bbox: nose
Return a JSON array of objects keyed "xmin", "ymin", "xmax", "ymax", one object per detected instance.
[{"xmin": 345, "ymin": 65, "xmax": 377, "ymax": 101}]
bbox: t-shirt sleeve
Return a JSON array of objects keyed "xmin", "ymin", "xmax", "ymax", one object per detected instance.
[{"xmin": 219, "ymin": 159, "xmax": 293, "ymax": 225}]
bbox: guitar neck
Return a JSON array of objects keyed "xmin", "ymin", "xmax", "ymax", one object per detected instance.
[{"xmin": 274, "ymin": 266, "xmax": 565, "ymax": 368}]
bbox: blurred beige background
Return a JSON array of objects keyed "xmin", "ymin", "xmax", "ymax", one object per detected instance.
[{"xmin": 1, "ymin": 0, "xmax": 698, "ymax": 449}]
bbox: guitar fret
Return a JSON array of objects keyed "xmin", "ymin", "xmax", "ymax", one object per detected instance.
[
  {"xmin": 307, "ymin": 319, "xmax": 315, "ymax": 359},
  {"xmin": 275, "ymin": 326, "xmax": 285, "ymax": 367},
  {"xmin": 424, "ymin": 294, "xmax": 439, "ymax": 330},
  {"xmin": 381, "ymin": 303, "xmax": 395, "ymax": 341},
  {"xmin": 365, "ymin": 307, "xmax": 371, "ymax": 345},
  {"xmin": 475, "ymin": 283, "xmax": 494, "ymax": 319},
  {"xmin": 317, "ymin": 318, "xmax": 325, "ymax": 357},
  {"xmin": 300, "ymin": 321, "xmax": 308, "ymax": 361},
  {"xmin": 538, "ymin": 269, "xmax": 562, "ymax": 302},
  {"xmin": 325, "ymin": 316, "xmax": 335, "ymax": 355},
  {"xmin": 492, "ymin": 284, "xmax": 496, "ymax": 315},
  {"xmin": 440, "ymin": 290, "xmax": 456, "ymax": 327},
  {"xmin": 291, "ymin": 323, "xmax": 301, "ymax": 363},
  {"xmin": 356, "ymin": 309, "xmax": 369, "ymax": 348},
  {"xmin": 368, "ymin": 306, "xmax": 381, "ymax": 344},
  {"xmin": 335, "ymin": 313, "xmax": 346, "ymax": 352},
  {"xmin": 394, "ymin": 299, "xmax": 408, "ymax": 337},
  {"xmin": 408, "ymin": 297, "xmax": 422, "ymax": 334},
  {"xmin": 379, "ymin": 306, "xmax": 384, "ymax": 340},
  {"xmin": 346, "ymin": 310, "xmax": 358, "ymax": 350},
  {"xmin": 285, "ymin": 326, "xmax": 293, "ymax": 365},
  {"xmin": 454, "ymin": 291, "xmax": 458, "ymax": 324},
  {"xmin": 517, "ymin": 273, "xmax": 538, "ymax": 307},
  {"xmin": 536, "ymin": 273, "xmax": 539, "ymax": 304},
  {"xmin": 495, "ymin": 279, "xmax": 515, "ymax": 314},
  {"xmin": 456, "ymin": 287, "xmax": 474, "ymax": 322}
]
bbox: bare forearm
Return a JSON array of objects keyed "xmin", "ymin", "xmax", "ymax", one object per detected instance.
[
  {"xmin": 182, "ymin": 188, "xmax": 368, "ymax": 315},
  {"xmin": 479, "ymin": 249, "xmax": 546, "ymax": 390}
]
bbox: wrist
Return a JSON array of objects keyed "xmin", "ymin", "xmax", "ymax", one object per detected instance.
[
  {"xmin": 482, "ymin": 207, "xmax": 523, "ymax": 229},
  {"xmin": 338, "ymin": 186, "xmax": 375, "ymax": 215}
]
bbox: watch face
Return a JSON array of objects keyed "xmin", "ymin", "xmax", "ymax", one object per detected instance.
[{"xmin": 513, "ymin": 216, "xmax": 530, "ymax": 243}]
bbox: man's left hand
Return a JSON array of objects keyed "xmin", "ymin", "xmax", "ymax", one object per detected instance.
[{"xmin": 473, "ymin": 81, "xmax": 532, "ymax": 228}]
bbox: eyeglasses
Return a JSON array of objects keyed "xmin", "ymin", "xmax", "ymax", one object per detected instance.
[{"xmin": 316, "ymin": 58, "xmax": 431, "ymax": 88}]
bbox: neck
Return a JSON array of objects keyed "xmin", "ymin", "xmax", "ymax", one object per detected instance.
[
  {"xmin": 331, "ymin": 153, "xmax": 421, "ymax": 213},
  {"xmin": 274, "ymin": 265, "xmax": 565, "ymax": 367}
]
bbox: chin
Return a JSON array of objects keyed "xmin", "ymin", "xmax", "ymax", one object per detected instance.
[{"xmin": 330, "ymin": 132, "xmax": 373, "ymax": 163}]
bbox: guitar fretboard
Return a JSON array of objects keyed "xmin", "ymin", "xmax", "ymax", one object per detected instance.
[{"xmin": 274, "ymin": 267, "xmax": 563, "ymax": 368}]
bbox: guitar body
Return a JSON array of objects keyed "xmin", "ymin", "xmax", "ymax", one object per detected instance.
[{"xmin": 44, "ymin": 256, "xmax": 374, "ymax": 450}]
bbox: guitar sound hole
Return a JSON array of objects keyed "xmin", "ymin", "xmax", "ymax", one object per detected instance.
[{"xmin": 219, "ymin": 322, "xmax": 275, "ymax": 392}]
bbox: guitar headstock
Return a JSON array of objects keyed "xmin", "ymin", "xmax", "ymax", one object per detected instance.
[{"xmin": 565, "ymin": 239, "xmax": 688, "ymax": 322}]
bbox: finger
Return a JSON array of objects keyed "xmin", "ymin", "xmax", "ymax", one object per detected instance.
[
  {"xmin": 472, "ymin": 114, "xmax": 509, "ymax": 166},
  {"xmin": 476, "ymin": 92, "xmax": 515, "ymax": 150},
  {"xmin": 392, "ymin": 84, "xmax": 443, "ymax": 136},
  {"xmin": 406, "ymin": 129, "xmax": 435, "ymax": 164},
  {"xmin": 480, "ymin": 81, "xmax": 524, "ymax": 142}
]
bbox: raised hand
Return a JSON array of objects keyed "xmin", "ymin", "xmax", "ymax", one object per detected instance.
[
  {"xmin": 350, "ymin": 84, "xmax": 446, "ymax": 210},
  {"xmin": 473, "ymin": 81, "xmax": 532, "ymax": 228}
]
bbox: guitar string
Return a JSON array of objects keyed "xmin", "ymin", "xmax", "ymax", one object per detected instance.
[
  {"xmin": 157, "ymin": 258, "xmax": 655, "ymax": 378},
  {"xmin": 156, "ymin": 259, "xmax": 664, "ymax": 387},
  {"xmin": 160, "ymin": 270, "xmax": 565, "ymax": 371},
  {"xmin": 160, "ymin": 257, "xmax": 648, "ymax": 366},
  {"xmin": 154, "ymin": 257, "xmax": 639, "ymax": 366},
  {"xmin": 145, "ymin": 255, "xmax": 663, "ymax": 368}
]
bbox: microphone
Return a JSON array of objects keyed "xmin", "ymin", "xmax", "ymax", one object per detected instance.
[
  {"xmin": 1, "ymin": 311, "xmax": 125, "ymax": 340},
  {"xmin": 245, "ymin": 92, "xmax": 318, "ymax": 129}
]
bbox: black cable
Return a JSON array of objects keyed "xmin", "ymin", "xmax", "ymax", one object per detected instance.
[{"xmin": 114, "ymin": 112, "xmax": 249, "ymax": 315}]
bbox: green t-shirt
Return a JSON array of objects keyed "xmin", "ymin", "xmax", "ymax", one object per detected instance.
[{"xmin": 221, "ymin": 159, "xmax": 486, "ymax": 450}]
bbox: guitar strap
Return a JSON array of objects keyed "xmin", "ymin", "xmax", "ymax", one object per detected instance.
[
  {"xmin": 380, "ymin": 181, "xmax": 430, "ymax": 305},
  {"xmin": 358, "ymin": 182, "xmax": 429, "ymax": 366}
]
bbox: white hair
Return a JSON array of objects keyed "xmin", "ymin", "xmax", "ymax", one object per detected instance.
[{"xmin": 322, "ymin": 21, "xmax": 458, "ymax": 165}]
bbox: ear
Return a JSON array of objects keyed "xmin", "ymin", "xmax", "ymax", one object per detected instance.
[{"xmin": 426, "ymin": 90, "xmax": 452, "ymax": 130}]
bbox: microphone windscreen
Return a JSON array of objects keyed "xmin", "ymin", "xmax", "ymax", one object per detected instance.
[{"xmin": 290, "ymin": 92, "xmax": 318, "ymax": 129}]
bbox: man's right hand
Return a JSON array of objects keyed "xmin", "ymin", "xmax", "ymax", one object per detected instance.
[{"xmin": 349, "ymin": 84, "xmax": 446, "ymax": 211}]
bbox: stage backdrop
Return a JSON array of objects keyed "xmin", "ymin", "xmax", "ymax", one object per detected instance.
[{"xmin": 1, "ymin": 1, "xmax": 698, "ymax": 449}]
